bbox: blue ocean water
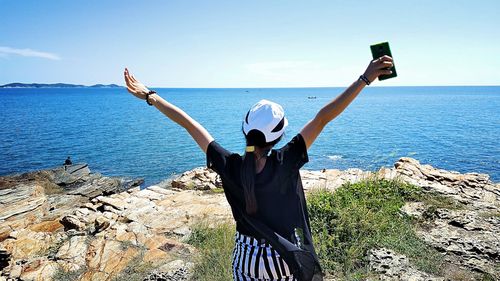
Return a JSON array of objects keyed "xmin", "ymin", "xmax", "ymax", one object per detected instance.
[{"xmin": 0, "ymin": 86, "xmax": 499, "ymax": 186}]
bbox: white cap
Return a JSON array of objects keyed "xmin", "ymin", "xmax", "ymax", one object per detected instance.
[{"xmin": 242, "ymin": 99, "xmax": 288, "ymax": 143}]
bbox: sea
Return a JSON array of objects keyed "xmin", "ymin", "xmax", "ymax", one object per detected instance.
[{"xmin": 1, "ymin": 86, "xmax": 499, "ymax": 186}]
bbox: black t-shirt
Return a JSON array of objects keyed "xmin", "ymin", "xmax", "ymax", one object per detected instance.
[{"xmin": 206, "ymin": 133, "xmax": 311, "ymax": 242}]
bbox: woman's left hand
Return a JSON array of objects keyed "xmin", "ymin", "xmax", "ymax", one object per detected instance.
[
  {"xmin": 363, "ymin": 55, "xmax": 394, "ymax": 83},
  {"xmin": 124, "ymin": 68, "xmax": 150, "ymax": 100}
]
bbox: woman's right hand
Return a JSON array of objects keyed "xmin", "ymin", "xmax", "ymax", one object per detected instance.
[
  {"xmin": 124, "ymin": 68, "xmax": 150, "ymax": 100},
  {"xmin": 363, "ymin": 55, "xmax": 394, "ymax": 83}
]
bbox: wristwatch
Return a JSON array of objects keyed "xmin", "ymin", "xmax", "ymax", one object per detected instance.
[{"xmin": 145, "ymin": 90, "xmax": 156, "ymax": 106}]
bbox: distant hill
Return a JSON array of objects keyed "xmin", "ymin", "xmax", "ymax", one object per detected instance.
[{"xmin": 0, "ymin": 83, "xmax": 123, "ymax": 88}]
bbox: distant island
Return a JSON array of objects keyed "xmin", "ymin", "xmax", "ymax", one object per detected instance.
[{"xmin": 0, "ymin": 83, "xmax": 123, "ymax": 88}]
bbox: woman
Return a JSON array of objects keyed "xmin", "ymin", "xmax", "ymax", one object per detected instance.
[{"xmin": 124, "ymin": 55, "xmax": 393, "ymax": 281}]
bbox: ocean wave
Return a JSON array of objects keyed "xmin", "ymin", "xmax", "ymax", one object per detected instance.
[{"xmin": 327, "ymin": 155, "xmax": 343, "ymax": 161}]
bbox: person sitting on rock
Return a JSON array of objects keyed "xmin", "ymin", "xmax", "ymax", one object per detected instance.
[
  {"xmin": 123, "ymin": 55, "xmax": 393, "ymax": 281},
  {"xmin": 64, "ymin": 156, "xmax": 72, "ymax": 166}
]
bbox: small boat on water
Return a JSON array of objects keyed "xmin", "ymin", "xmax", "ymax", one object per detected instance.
[{"xmin": 307, "ymin": 96, "xmax": 317, "ymax": 99}]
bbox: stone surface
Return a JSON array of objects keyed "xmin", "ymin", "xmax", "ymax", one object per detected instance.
[
  {"xmin": 55, "ymin": 235, "xmax": 88, "ymax": 271},
  {"xmin": 171, "ymin": 167, "xmax": 222, "ymax": 190},
  {"xmin": 19, "ymin": 257, "xmax": 58, "ymax": 281},
  {"xmin": 416, "ymin": 208, "xmax": 500, "ymax": 278},
  {"xmin": 383, "ymin": 157, "xmax": 500, "ymax": 210},
  {"xmin": 60, "ymin": 215, "xmax": 86, "ymax": 231},
  {"xmin": 144, "ymin": 259, "xmax": 193, "ymax": 281},
  {"xmin": 0, "ymin": 182, "xmax": 48, "ymax": 241},
  {"xmin": 368, "ymin": 248, "xmax": 444, "ymax": 281},
  {"xmin": 0, "ymin": 158, "xmax": 498, "ymax": 280},
  {"xmin": 86, "ymin": 238, "xmax": 140, "ymax": 276},
  {"xmin": 53, "ymin": 163, "xmax": 91, "ymax": 185}
]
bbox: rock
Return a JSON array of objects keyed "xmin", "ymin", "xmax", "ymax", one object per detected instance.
[
  {"xmin": 0, "ymin": 158, "xmax": 498, "ymax": 280},
  {"xmin": 85, "ymin": 238, "xmax": 140, "ymax": 277},
  {"xmin": 94, "ymin": 216, "xmax": 110, "ymax": 233},
  {"xmin": 2, "ymin": 229, "xmax": 54, "ymax": 260},
  {"xmin": 146, "ymin": 185, "xmax": 176, "ymax": 196},
  {"xmin": 9, "ymin": 263, "xmax": 22, "ymax": 279},
  {"xmin": 29, "ymin": 219, "xmax": 64, "ymax": 233},
  {"xmin": 120, "ymin": 178, "xmax": 145, "ymax": 191},
  {"xmin": 400, "ymin": 202, "xmax": 426, "ymax": 219},
  {"xmin": 45, "ymin": 194, "xmax": 89, "ymax": 221},
  {"xmin": 56, "ymin": 235, "xmax": 88, "ymax": 271},
  {"xmin": 134, "ymin": 188, "xmax": 166, "ymax": 201},
  {"xmin": 173, "ymin": 226, "xmax": 191, "ymax": 237},
  {"xmin": 0, "ymin": 182, "xmax": 48, "ymax": 241},
  {"xmin": 368, "ymin": 248, "xmax": 444, "ymax": 280},
  {"xmin": 171, "ymin": 167, "xmax": 222, "ymax": 190},
  {"xmin": 387, "ymin": 157, "xmax": 500, "ymax": 210},
  {"xmin": 80, "ymin": 270, "xmax": 109, "ymax": 281},
  {"xmin": 53, "ymin": 163, "xmax": 91, "ymax": 185},
  {"xmin": 66, "ymin": 174, "xmax": 120, "ymax": 198},
  {"xmin": 391, "ymin": 158, "xmax": 500, "ymax": 278},
  {"xmin": 95, "ymin": 196, "xmax": 127, "ymax": 211},
  {"xmin": 301, "ymin": 168, "xmax": 373, "ymax": 192},
  {"xmin": 60, "ymin": 215, "xmax": 86, "ymax": 231},
  {"xmin": 83, "ymin": 202, "xmax": 98, "ymax": 211},
  {"xmin": 417, "ymin": 209, "xmax": 500, "ymax": 278},
  {"xmin": 144, "ymin": 259, "xmax": 193, "ymax": 281},
  {"xmin": 0, "ymin": 166, "xmax": 141, "ymax": 243}
]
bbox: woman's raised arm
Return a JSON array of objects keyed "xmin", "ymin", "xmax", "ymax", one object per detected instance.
[
  {"xmin": 124, "ymin": 68, "xmax": 214, "ymax": 153},
  {"xmin": 300, "ymin": 56, "xmax": 393, "ymax": 149}
]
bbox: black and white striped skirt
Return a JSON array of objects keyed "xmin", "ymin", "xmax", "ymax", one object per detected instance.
[{"xmin": 232, "ymin": 231, "xmax": 296, "ymax": 280}]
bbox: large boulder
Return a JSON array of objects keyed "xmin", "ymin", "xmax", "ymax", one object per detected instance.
[
  {"xmin": 53, "ymin": 163, "xmax": 91, "ymax": 186},
  {"xmin": 382, "ymin": 157, "xmax": 500, "ymax": 210},
  {"xmin": 0, "ymin": 182, "xmax": 48, "ymax": 241},
  {"xmin": 171, "ymin": 167, "xmax": 222, "ymax": 190}
]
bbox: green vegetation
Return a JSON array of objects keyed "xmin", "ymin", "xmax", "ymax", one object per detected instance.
[
  {"xmin": 53, "ymin": 266, "xmax": 86, "ymax": 281},
  {"xmin": 187, "ymin": 178, "xmax": 448, "ymax": 280},
  {"xmin": 209, "ymin": 187, "xmax": 225, "ymax": 194},
  {"xmin": 307, "ymin": 179, "xmax": 443, "ymax": 279},
  {"xmin": 187, "ymin": 222, "xmax": 235, "ymax": 281}
]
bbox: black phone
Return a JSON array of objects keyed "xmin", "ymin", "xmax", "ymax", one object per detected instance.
[{"xmin": 370, "ymin": 42, "xmax": 397, "ymax": 80}]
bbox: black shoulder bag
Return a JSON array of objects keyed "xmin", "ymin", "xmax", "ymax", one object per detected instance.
[{"xmin": 238, "ymin": 209, "xmax": 324, "ymax": 281}]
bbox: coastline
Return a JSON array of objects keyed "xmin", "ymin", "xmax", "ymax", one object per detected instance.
[
  {"xmin": 1, "ymin": 86, "xmax": 499, "ymax": 185},
  {"xmin": 0, "ymin": 157, "xmax": 498, "ymax": 280}
]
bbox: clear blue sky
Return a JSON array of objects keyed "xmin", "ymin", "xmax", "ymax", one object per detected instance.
[{"xmin": 1, "ymin": 0, "xmax": 499, "ymax": 87}]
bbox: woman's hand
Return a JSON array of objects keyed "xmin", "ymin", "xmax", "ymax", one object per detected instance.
[
  {"xmin": 363, "ymin": 55, "xmax": 394, "ymax": 83},
  {"xmin": 124, "ymin": 68, "xmax": 150, "ymax": 100}
]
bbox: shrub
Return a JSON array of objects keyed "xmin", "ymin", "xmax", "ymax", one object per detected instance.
[{"xmin": 307, "ymin": 179, "xmax": 443, "ymax": 279}]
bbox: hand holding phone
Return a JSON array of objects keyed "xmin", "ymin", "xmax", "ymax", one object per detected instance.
[{"xmin": 369, "ymin": 42, "xmax": 397, "ymax": 81}]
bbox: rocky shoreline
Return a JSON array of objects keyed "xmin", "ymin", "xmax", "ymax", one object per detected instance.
[{"xmin": 0, "ymin": 158, "xmax": 498, "ymax": 281}]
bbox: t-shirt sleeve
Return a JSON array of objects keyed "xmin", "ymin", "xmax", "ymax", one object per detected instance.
[
  {"xmin": 206, "ymin": 140, "xmax": 232, "ymax": 175},
  {"xmin": 276, "ymin": 133, "xmax": 309, "ymax": 171}
]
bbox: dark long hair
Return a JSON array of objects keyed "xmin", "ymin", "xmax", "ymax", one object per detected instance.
[{"xmin": 241, "ymin": 129, "xmax": 282, "ymax": 215}]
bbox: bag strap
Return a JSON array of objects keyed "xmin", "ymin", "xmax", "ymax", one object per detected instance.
[{"xmin": 237, "ymin": 205, "xmax": 323, "ymax": 281}]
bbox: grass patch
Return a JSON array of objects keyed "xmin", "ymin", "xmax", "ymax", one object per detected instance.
[
  {"xmin": 186, "ymin": 222, "xmax": 235, "ymax": 281},
  {"xmin": 209, "ymin": 187, "xmax": 225, "ymax": 194},
  {"xmin": 307, "ymin": 179, "xmax": 444, "ymax": 279}
]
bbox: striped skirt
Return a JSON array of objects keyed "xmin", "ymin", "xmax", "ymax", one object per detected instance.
[{"xmin": 232, "ymin": 231, "xmax": 296, "ymax": 281}]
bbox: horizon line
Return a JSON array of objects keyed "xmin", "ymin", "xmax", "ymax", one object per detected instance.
[{"xmin": 1, "ymin": 82, "xmax": 499, "ymax": 89}]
